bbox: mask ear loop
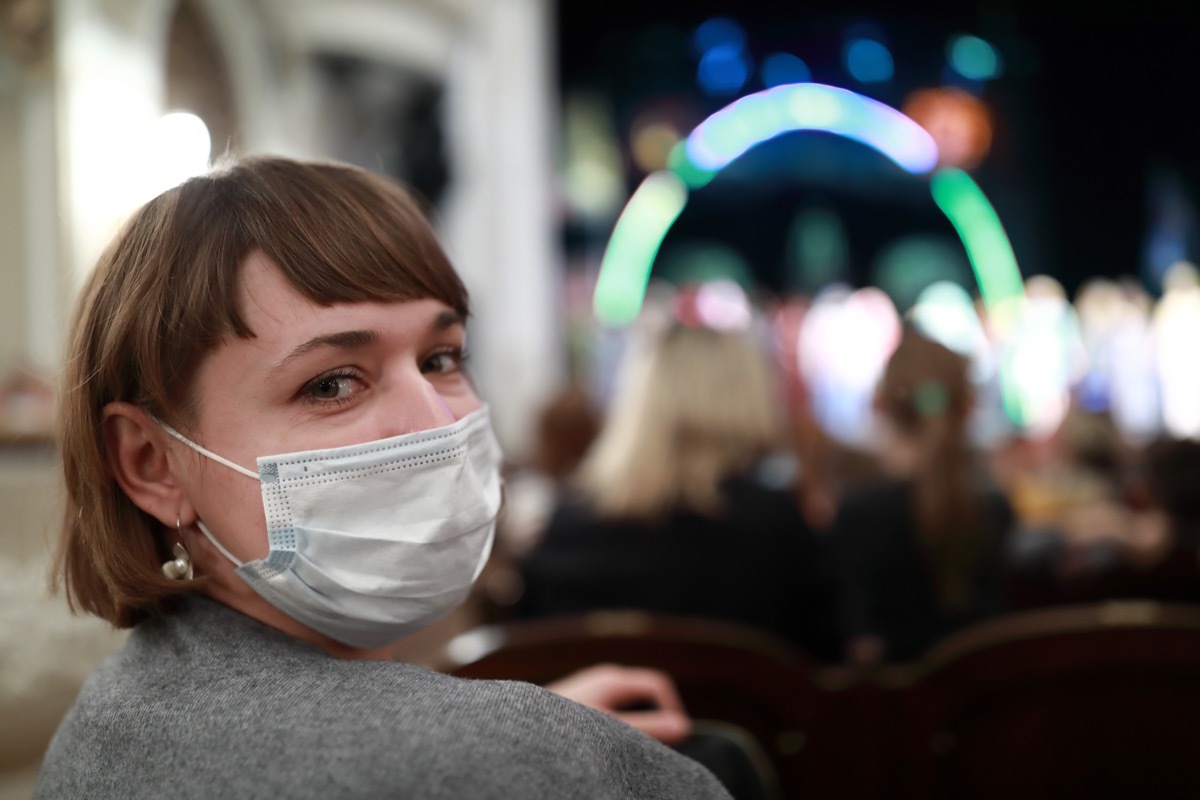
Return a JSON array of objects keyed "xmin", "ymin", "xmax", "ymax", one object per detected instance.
[
  {"xmin": 153, "ymin": 419, "xmax": 255, "ymax": 568},
  {"xmin": 195, "ymin": 521, "xmax": 246, "ymax": 567},
  {"xmin": 155, "ymin": 418, "xmax": 261, "ymax": 480}
]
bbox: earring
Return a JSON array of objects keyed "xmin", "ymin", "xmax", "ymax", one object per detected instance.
[{"xmin": 161, "ymin": 518, "xmax": 194, "ymax": 580}]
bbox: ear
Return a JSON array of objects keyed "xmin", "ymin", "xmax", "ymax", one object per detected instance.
[{"xmin": 102, "ymin": 402, "xmax": 197, "ymax": 529}]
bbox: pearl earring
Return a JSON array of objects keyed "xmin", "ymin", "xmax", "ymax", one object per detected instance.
[{"xmin": 161, "ymin": 518, "xmax": 194, "ymax": 580}]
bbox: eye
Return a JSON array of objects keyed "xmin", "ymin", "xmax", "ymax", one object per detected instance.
[
  {"xmin": 302, "ymin": 370, "xmax": 363, "ymax": 405},
  {"xmin": 422, "ymin": 347, "xmax": 469, "ymax": 375}
]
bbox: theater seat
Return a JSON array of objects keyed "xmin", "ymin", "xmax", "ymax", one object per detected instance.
[
  {"xmin": 881, "ymin": 601, "xmax": 1200, "ymax": 800},
  {"xmin": 435, "ymin": 611, "xmax": 861, "ymax": 800}
]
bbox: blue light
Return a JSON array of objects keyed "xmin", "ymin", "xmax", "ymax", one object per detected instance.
[
  {"xmin": 683, "ymin": 83, "xmax": 938, "ymax": 174},
  {"xmin": 697, "ymin": 44, "xmax": 750, "ymax": 96},
  {"xmin": 594, "ymin": 83, "xmax": 1025, "ymax": 329},
  {"xmin": 844, "ymin": 39, "xmax": 894, "ymax": 83},
  {"xmin": 692, "ymin": 17, "xmax": 746, "ymax": 57},
  {"xmin": 761, "ymin": 53, "xmax": 811, "ymax": 88}
]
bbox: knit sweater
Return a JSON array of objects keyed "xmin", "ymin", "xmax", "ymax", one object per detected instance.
[{"xmin": 34, "ymin": 595, "xmax": 731, "ymax": 799}]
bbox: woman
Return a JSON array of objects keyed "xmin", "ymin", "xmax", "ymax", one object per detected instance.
[
  {"xmin": 35, "ymin": 158, "xmax": 729, "ymax": 799},
  {"xmin": 516, "ymin": 322, "xmax": 840, "ymax": 662},
  {"xmin": 830, "ymin": 327, "xmax": 1015, "ymax": 664}
]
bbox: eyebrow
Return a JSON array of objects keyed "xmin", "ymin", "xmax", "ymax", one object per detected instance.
[
  {"xmin": 267, "ymin": 310, "xmax": 465, "ymax": 379},
  {"xmin": 431, "ymin": 309, "xmax": 465, "ymax": 332}
]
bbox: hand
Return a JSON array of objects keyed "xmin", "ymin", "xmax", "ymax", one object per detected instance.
[{"xmin": 545, "ymin": 663, "xmax": 692, "ymax": 745}]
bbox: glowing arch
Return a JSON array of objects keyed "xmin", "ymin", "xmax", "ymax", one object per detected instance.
[{"xmin": 593, "ymin": 82, "xmax": 1024, "ymax": 327}]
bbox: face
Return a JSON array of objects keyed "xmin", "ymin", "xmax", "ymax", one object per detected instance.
[{"xmin": 172, "ymin": 251, "xmax": 480, "ymax": 565}]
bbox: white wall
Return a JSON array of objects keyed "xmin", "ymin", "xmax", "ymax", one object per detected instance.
[
  {"xmin": 44, "ymin": 0, "xmax": 563, "ymax": 457},
  {"xmin": 0, "ymin": 2, "xmax": 564, "ymax": 785}
]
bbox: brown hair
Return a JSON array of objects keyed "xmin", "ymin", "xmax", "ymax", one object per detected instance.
[
  {"xmin": 529, "ymin": 384, "xmax": 602, "ymax": 480},
  {"xmin": 877, "ymin": 327, "xmax": 980, "ymax": 612},
  {"xmin": 56, "ymin": 156, "xmax": 469, "ymax": 628}
]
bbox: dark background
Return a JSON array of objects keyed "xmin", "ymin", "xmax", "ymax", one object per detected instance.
[{"xmin": 555, "ymin": 1, "xmax": 1200, "ymax": 298}]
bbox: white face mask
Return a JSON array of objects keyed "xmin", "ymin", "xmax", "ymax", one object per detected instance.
[{"xmin": 161, "ymin": 407, "xmax": 503, "ymax": 648}]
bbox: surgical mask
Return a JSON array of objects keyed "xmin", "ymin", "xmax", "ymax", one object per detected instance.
[{"xmin": 160, "ymin": 406, "xmax": 502, "ymax": 648}]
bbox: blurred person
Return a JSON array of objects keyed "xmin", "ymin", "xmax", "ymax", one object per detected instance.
[
  {"xmin": 35, "ymin": 157, "xmax": 731, "ymax": 800},
  {"xmin": 1000, "ymin": 406, "xmax": 1144, "ymax": 608},
  {"xmin": 474, "ymin": 382, "xmax": 603, "ymax": 620},
  {"xmin": 500, "ymin": 382, "xmax": 603, "ymax": 559},
  {"xmin": 1078, "ymin": 436, "xmax": 1200, "ymax": 604},
  {"xmin": 516, "ymin": 321, "xmax": 840, "ymax": 663},
  {"xmin": 1008, "ymin": 406, "xmax": 1129, "ymax": 530},
  {"xmin": 830, "ymin": 327, "xmax": 1015, "ymax": 664}
]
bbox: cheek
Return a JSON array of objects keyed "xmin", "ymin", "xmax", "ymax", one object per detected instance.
[
  {"xmin": 444, "ymin": 387, "xmax": 483, "ymax": 422},
  {"xmin": 189, "ymin": 463, "xmax": 270, "ymax": 562}
]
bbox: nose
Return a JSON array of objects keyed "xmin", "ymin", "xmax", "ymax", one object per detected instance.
[{"xmin": 380, "ymin": 373, "xmax": 456, "ymax": 437}]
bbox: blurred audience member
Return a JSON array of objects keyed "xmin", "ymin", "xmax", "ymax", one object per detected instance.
[
  {"xmin": 1009, "ymin": 407, "xmax": 1132, "ymax": 554},
  {"xmin": 501, "ymin": 383, "xmax": 603, "ymax": 558},
  {"xmin": 516, "ymin": 322, "xmax": 840, "ymax": 662},
  {"xmin": 830, "ymin": 327, "xmax": 1015, "ymax": 664},
  {"xmin": 1076, "ymin": 436, "xmax": 1200, "ymax": 604},
  {"xmin": 1001, "ymin": 407, "xmax": 1148, "ymax": 608},
  {"xmin": 471, "ymin": 384, "xmax": 603, "ymax": 621}
]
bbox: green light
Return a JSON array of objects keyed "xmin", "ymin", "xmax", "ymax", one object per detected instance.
[
  {"xmin": 949, "ymin": 35, "xmax": 1001, "ymax": 81},
  {"xmin": 593, "ymin": 172, "xmax": 689, "ymax": 327},
  {"xmin": 931, "ymin": 167, "xmax": 1027, "ymax": 428},
  {"xmin": 930, "ymin": 167, "xmax": 1024, "ymax": 310},
  {"xmin": 667, "ymin": 142, "xmax": 717, "ymax": 189}
]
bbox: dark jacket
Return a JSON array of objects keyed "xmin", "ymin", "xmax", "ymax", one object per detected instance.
[
  {"xmin": 516, "ymin": 473, "xmax": 841, "ymax": 662},
  {"xmin": 830, "ymin": 477, "xmax": 1015, "ymax": 663}
]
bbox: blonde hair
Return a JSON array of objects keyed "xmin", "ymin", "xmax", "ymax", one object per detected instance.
[
  {"xmin": 579, "ymin": 323, "xmax": 783, "ymax": 521},
  {"xmin": 877, "ymin": 327, "xmax": 980, "ymax": 612},
  {"xmin": 56, "ymin": 157, "xmax": 469, "ymax": 628}
]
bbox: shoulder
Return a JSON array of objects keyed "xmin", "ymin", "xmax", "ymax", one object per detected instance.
[{"xmin": 40, "ymin": 660, "xmax": 727, "ymax": 799}]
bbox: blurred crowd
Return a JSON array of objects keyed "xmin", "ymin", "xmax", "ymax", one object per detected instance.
[{"xmin": 473, "ymin": 274, "xmax": 1200, "ymax": 666}]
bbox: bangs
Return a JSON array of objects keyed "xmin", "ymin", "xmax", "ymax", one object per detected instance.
[
  {"xmin": 240, "ymin": 160, "xmax": 468, "ymax": 319},
  {"xmin": 121, "ymin": 157, "xmax": 469, "ymax": 420}
]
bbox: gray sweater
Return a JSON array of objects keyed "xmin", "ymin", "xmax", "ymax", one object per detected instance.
[{"xmin": 35, "ymin": 595, "xmax": 731, "ymax": 799}]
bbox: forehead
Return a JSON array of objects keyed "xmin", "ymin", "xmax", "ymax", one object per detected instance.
[
  {"xmin": 236, "ymin": 251, "xmax": 328, "ymax": 334},
  {"xmin": 233, "ymin": 251, "xmax": 460, "ymax": 349}
]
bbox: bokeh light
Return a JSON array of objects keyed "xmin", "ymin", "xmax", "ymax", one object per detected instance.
[
  {"xmin": 697, "ymin": 44, "xmax": 751, "ymax": 96},
  {"xmin": 1000, "ymin": 276, "xmax": 1086, "ymax": 437},
  {"xmin": 1154, "ymin": 266, "xmax": 1200, "ymax": 438},
  {"xmin": 594, "ymin": 171, "xmax": 688, "ymax": 327},
  {"xmin": 844, "ymin": 39, "xmax": 894, "ymax": 83},
  {"xmin": 659, "ymin": 242, "xmax": 754, "ymax": 289},
  {"xmin": 907, "ymin": 281, "xmax": 993, "ymax": 379},
  {"xmin": 798, "ymin": 286, "xmax": 901, "ymax": 445},
  {"xmin": 903, "ymin": 87, "xmax": 993, "ymax": 170},
  {"xmin": 931, "ymin": 167, "xmax": 1024, "ymax": 310},
  {"xmin": 630, "ymin": 110, "xmax": 682, "ymax": 174},
  {"xmin": 761, "ymin": 53, "xmax": 812, "ymax": 88},
  {"xmin": 138, "ymin": 111, "xmax": 211, "ymax": 204},
  {"xmin": 690, "ymin": 279, "xmax": 753, "ymax": 331},
  {"xmin": 785, "ymin": 204, "xmax": 849, "ymax": 294},
  {"xmin": 873, "ymin": 234, "xmax": 972, "ymax": 313},
  {"xmin": 692, "ymin": 16, "xmax": 747, "ymax": 57},
  {"xmin": 684, "ymin": 83, "xmax": 939, "ymax": 174},
  {"xmin": 948, "ymin": 34, "xmax": 1003, "ymax": 81},
  {"xmin": 562, "ymin": 94, "xmax": 625, "ymax": 219}
]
